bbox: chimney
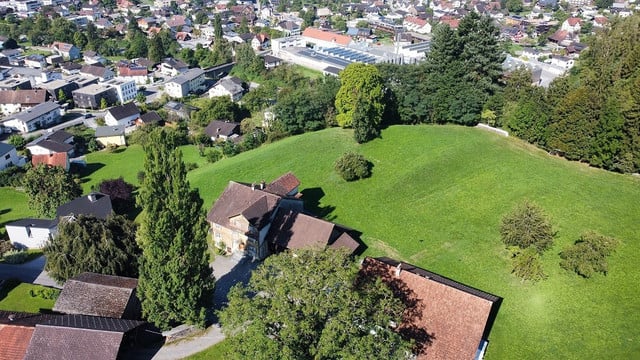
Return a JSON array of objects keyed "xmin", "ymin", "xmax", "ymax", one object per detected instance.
[
  {"xmin": 88, "ymin": 193, "xmax": 97, "ymax": 202},
  {"xmin": 260, "ymin": 180, "xmax": 265, "ymax": 190},
  {"xmin": 395, "ymin": 263, "xmax": 402, "ymax": 277}
]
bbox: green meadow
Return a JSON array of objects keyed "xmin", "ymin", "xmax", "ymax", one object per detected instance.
[{"xmin": 1, "ymin": 125, "xmax": 639, "ymax": 359}]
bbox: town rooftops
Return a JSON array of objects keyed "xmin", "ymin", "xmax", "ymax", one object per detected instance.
[
  {"xmin": 0, "ymin": 325, "xmax": 35, "ymax": 360},
  {"xmin": 56, "ymin": 192, "xmax": 113, "ymax": 220},
  {"xmin": 139, "ymin": 111, "xmax": 162, "ymax": 125},
  {"xmin": 80, "ymin": 64, "xmax": 110, "ymax": 78},
  {"xmin": 0, "ymin": 89, "xmax": 47, "ymax": 105},
  {"xmin": 53, "ymin": 272, "xmax": 139, "ymax": 319},
  {"xmin": 360, "ymin": 257, "xmax": 502, "ymax": 360},
  {"xmin": 73, "ymin": 83, "xmax": 113, "ymax": 95},
  {"xmin": 265, "ymin": 172, "xmax": 300, "ymax": 197},
  {"xmin": 95, "ymin": 125, "xmax": 125, "ymax": 137},
  {"xmin": 4, "ymin": 102, "xmax": 59, "ymax": 123},
  {"xmin": 106, "ymin": 102, "xmax": 139, "ymax": 121},
  {"xmin": 31, "ymin": 153, "xmax": 68, "ymax": 169}
]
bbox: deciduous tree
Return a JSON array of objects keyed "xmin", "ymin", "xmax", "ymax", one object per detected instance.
[
  {"xmin": 44, "ymin": 215, "xmax": 140, "ymax": 282},
  {"xmin": 22, "ymin": 164, "xmax": 82, "ymax": 218},
  {"xmin": 137, "ymin": 128, "xmax": 214, "ymax": 330},
  {"xmin": 500, "ymin": 200, "xmax": 554, "ymax": 254},
  {"xmin": 335, "ymin": 63, "xmax": 384, "ymax": 140},
  {"xmin": 560, "ymin": 231, "xmax": 619, "ymax": 278},
  {"xmin": 219, "ymin": 249, "xmax": 411, "ymax": 360}
]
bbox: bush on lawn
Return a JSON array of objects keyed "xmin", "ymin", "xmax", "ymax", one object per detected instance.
[
  {"xmin": 334, "ymin": 152, "xmax": 371, "ymax": 181},
  {"xmin": 2, "ymin": 249, "xmax": 28, "ymax": 264}
]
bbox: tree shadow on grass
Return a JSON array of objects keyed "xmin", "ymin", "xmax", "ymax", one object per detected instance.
[
  {"xmin": 74, "ymin": 162, "xmax": 105, "ymax": 183},
  {"xmin": 301, "ymin": 187, "xmax": 336, "ymax": 221}
]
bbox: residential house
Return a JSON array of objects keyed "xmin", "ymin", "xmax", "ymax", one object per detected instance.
[
  {"xmin": 56, "ymin": 192, "xmax": 113, "ymax": 221},
  {"xmin": 262, "ymin": 54, "xmax": 282, "ymax": 69},
  {"xmin": 251, "ymin": 33, "xmax": 270, "ymax": 50},
  {"xmin": 116, "ymin": 62, "xmax": 151, "ymax": 85},
  {"xmin": 548, "ymin": 55, "xmax": 574, "ymax": 70},
  {"xmin": 561, "ymin": 17, "xmax": 582, "ymax": 34},
  {"xmin": 206, "ymin": 178, "xmax": 303, "ymax": 260},
  {"xmin": 1, "ymin": 101, "xmax": 61, "ymax": 133},
  {"xmin": 37, "ymin": 79, "xmax": 81, "ymax": 101},
  {"xmin": 360, "ymin": 257, "xmax": 502, "ymax": 360},
  {"xmin": 104, "ymin": 78, "xmax": 137, "ymax": 104},
  {"xmin": 105, "ymin": 102, "xmax": 140, "ymax": 127},
  {"xmin": 50, "ymin": 42, "xmax": 81, "ymax": 60},
  {"xmin": 80, "ymin": 64, "xmax": 115, "ymax": 82},
  {"xmin": 208, "ymin": 76, "xmax": 244, "ymax": 102},
  {"xmin": 301, "ymin": 27, "xmax": 352, "ymax": 48},
  {"xmin": 60, "ymin": 61, "xmax": 83, "ymax": 75},
  {"xmin": 27, "ymin": 129, "xmax": 75, "ymax": 158},
  {"xmin": 164, "ymin": 68, "xmax": 206, "ymax": 98},
  {"xmin": 204, "ymin": 120, "xmax": 241, "ymax": 142},
  {"xmin": 0, "ymin": 142, "xmax": 20, "ymax": 170},
  {"xmin": 0, "ymin": 89, "xmax": 48, "ymax": 116},
  {"xmin": 4, "ymin": 218, "xmax": 57, "ymax": 249},
  {"xmin": 206, "ymin": 173, "xmax": 360, "ymax": 260},
  {"xmin": 24, "ymin": 54, "xmax": 46, "ymax": 69},
  {"xmin": 0, "ymin": 77, "xmax": 32, "ymax": 91},
  {"xmin": 31, "ymin": 152, "xmax": 69, "ymax": 170},
  {"xmin": 83, "ymin": 50, "xmax": 107, "ymax": 65},
  {"xmin": 1, "ymin": 49, "xmax": 23, "ymax": 65},
  {"xmin": 276, "ymin": 20, "xmax": 301, "ymax": 36},
  {"xmin": 135, "ymin": 111, "xmax": 162, "ymax": 127},
  {"xmin": 163, "ymin": 100, "xmax": 197, "ymax": 121},
  {"xmin": 158, "ymin": 58, "xmax": 189, "ymax": 77},
  {"xmin": 266, "ymin": 209, "xmax": 360, "ymax": 254},
  {"xmin": 53, "ymin": 272, "xmax": 141, "ymax": 319},
  {"xmin": 72, "ymin": 84, "xmax": 118, "ymax": 109},
  {"xmin": 95, "ymin": 125, "xmax": 126, "ymax": 147},
  {"xmin": 404, "ymin": 16, "xmax": 432, "ymax": 34}
]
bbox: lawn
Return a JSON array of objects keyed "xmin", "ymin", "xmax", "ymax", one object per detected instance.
[
  {"xmin": 185, "ymin": 125, "xmax": 640, "ymax": 359},
  {"xmin": 183, "ymin": 339, "xmax": 232, "ymax": 360},
  {"xmin": 0, "ymin": 187, "xmax": 33, "ymax": 239},
  {"xmin": 1, "ymin": 125, "xmax": 639, "ymax": 358},
  {"xmin": 0, "ymin": 280, "xmax": 59, "ymax": 313}
]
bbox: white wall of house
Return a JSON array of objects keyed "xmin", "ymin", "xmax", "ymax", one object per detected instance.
[
  {"xmin": 6, "ymin": 224, "xmax": 55, "ymax": 249},
  {"xmin": 26, "ymin": 144, "xmax": 54, "ymax": 155},
  {"xmin": 165, "ymin": 81, "xmax": 188, "ymax": 98},
  {"xmin": 0, "ymin": 103, "xmax": 23, "ymax": 116},
  {"xmin": 107, "ymin": 80, "xmax": 137, "ymax": 104},
  {"xmin": 0, "ymin": 147, "xmax": 20, "ymax": 170},
  {"xmin": 209, "ymin": 86, "xmax": 239, "ymax": 101},
  {"xmin": 105, "ymin": 113, "xmax": 139, "ymax": 127}
]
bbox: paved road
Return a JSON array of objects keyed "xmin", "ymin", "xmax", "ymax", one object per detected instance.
[
  {"xmin": 126, "ymin": 255, "xmax": 258, "ymax": 360},
  {"xmin": 0, "ymin": 255, "xmax": 60, "ymax": 288}
]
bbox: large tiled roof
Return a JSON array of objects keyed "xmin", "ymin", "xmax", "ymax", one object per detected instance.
[
  {"xmin": 55, "ymin": 193, "xmax": 113, "ymax": 220},
  {"xmin": 29, "ymin": 139, "xmax": 73, "ymax": 153},
  {"xmin": 168, "ymin": 68, "xmax": 204, "ymax": 85},
  {"xmin": 0, "ymin": 325, "xmax": 35, "ymax": 360},
  {"xmin": 24, "ymin": 325, "xmax": 125, "ymax": 360},
  {"xmin": 360, "ymin": 257, "xmax": 502, "ymax": 360},
  {"xmin": 80, "ymin": 64, "xmax": 110, "ymax": 78},
  {"xmin": 31, "ymin": 153, "xmax": 68, "ymax": 169},
  {"xmin": 266, "ymin": 209, "xmax": 359, "ymax": 253},
  {"xmin": 53, "ymin": 273, "xmax": 139, "ymax": 319},
  {"xmin": 0, "ymin": 89, "xmax": 47, "ymax": 105},
  {"xmin": 206, "ymin": 181, "xmax": 281, "ymax": 230},
  {"xmin": 6, "ymin": 102, "xmax": 59, "ymax": 123},
  {"xmin": 302, "ymin": 27, "xmax": 352, "ymax": 46}
]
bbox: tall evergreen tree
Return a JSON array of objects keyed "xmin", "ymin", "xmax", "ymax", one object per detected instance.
[{"xmin": 137, "ymin": 129, "xmax": 215, "ymax": 330}]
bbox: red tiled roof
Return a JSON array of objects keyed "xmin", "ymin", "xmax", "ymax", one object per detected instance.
[
  {"xmin": 567, "ymin": 17, "xmax": 582, "ymax": 26},
  {"xmin": 594, "ymin": 16, "xmax": 608, "ymax": 24},
  {"xmin": 32, "ymin": 153, "xmax": 69, "ymax": 170},
  {"xmin": 118, "ymin": 65, "xmax": 148, "ymax": 77},
  {"xmin": 302, "ymin": 27, "xmax": 352, "ymax": 46},
  {"xmin": 405, "ymin": 16, "xmax": 427, "ymax": 26},
  {"xmin": 266, "ymin": 172, "xmax": 300, "ymax": 197},
  {"xmin": 549, "ymin": 30, "xmax": 569, "ymax": 42},
  {"xmin": 0, "ymin": 89, "xmax": 47, "ymax": 105},
  {"xmin": 440, "ymin": 18, "xmax": 460, "ymax": 29},
  {"xmin": 360, "ymin": 257, "xmax": 502, "ymax": 360},
  {"xmin": 0, "ymin": 325, "xmax": 35, "ymax": 360}
]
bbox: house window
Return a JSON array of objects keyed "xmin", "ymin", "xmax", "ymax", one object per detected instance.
[
  {"xmin": 214, "ymin": 223, "xmax": 221, "ymax": 230},
  {"xmin": 4, "ymin": 154, "xmax": 9, "ymax": 160},
  {"xmin": 214, "ymin": 232, "xmax": 221, "ymax": 240}
]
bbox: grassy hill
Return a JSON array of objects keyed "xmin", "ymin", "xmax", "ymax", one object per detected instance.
[
  {"xmin": 2, "ymin": 125, "xmax": 638, "ymax": 358},
  {"xmin": 186, "ymin": 125, "xmax": 640, "ymax": 359}
]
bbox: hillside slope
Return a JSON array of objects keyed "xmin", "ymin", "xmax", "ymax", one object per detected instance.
[{"xmin": 189, "ymin": 125, "xmax": 640, "ymax": 359}]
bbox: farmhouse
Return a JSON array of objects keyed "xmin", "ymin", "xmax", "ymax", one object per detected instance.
[
  {"xmin": 360, "ymin": 257, "xmax": 502, "ymax": 360},
  {"xmin": 207, "ymin": 173, "xmax": 360, "ymax": 260}
]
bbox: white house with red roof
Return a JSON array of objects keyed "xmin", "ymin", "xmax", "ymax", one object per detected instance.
[
  {"xmin": 403, "ymin": 16, "xmax": 432, "ymax": 34},
  {"xmin": 561, "ymin": 17, "xmax": 582, "ymax": 33}
]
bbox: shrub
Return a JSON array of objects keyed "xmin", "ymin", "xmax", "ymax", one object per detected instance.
[
  {"xmin": 185, "ymin": 162, "xmax": 199, "ymax": 171},
  {"xmin": 500, "ymin": 200, "xmax": 554, "ymax": 254},
  {"xmin": 29, "ymin": 287, "xmax": 58, "ymax": 300},
  {"xmin": 560, "ymin": 231, "xmax": 619, "ymax": 278},
  {"xmin": 0, "ymin": 240, "xmax": 13, "ymax": 257},
  {"xmin": 0, "ymin": 165, "xmax": 26, "ymax": 187},
  {"xmin": 510, "ymin": 246, "xmax": 547, "ymax": 282},
  {"xmin": 2, "ymin": 249, "xmax": 28, "ymax": 264},
  {"xmin": 334, "ymin": 152, "xmax": 371, "ymax": 181},
  {"xmin": 206, "ymin": 149, "xmax": 223, "ymax": 163}
]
